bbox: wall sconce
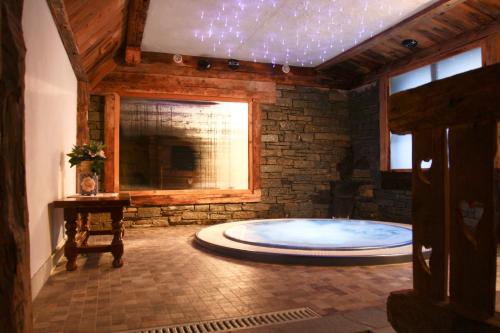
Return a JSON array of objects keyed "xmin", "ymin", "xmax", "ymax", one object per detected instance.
[
  {"xmin": 282, "ymin": 64, "xmax": 290, "ymax": 74},
  {"xmin": 173, "ymin": 54, "xmax": 183, "ymax": 64}
]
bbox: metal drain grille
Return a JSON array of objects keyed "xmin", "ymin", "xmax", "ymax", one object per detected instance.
[{"xmin": 119, "ymin": 307, "xmax": 320, "ymax": 333}]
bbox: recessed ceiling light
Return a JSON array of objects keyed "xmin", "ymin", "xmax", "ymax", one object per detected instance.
[
  {"xmin": 282, "ymin": 64, "xmax": 290, "ymax": 74},
  {"xmin": 228, "ymin": 59, "xmax": 240, "ymax": 70},
  {"xmin": 402, "ymin": 39, "xmax": 418, "ymax": 49},
  {"xmin": 197, "ymin": 59, "xmax": 212, "ymax": 70}
]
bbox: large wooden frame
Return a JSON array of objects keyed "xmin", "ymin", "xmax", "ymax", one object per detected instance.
[
  {"xmin": 379, "ymin": 33, "xmax": 500, "ymax": 171},
  {"xmin": 387, "ymin": 62, "xmax": 500, "ymax": 330},
  {"xmin": 101, "ymin": 93, "xmax": 261, "ymax": 206}
]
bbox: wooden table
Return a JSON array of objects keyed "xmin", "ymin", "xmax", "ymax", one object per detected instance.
[{"xmin": 53, "ymin": 194, "xmax": 131, "ymax": 271}]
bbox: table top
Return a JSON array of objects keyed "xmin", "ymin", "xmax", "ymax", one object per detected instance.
[{"xmin": 53, "ymin": 193, "xmax": 131, "ymax": 208}]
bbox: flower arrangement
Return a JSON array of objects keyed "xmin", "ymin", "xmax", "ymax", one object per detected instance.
[{"xmin": 67, "ymin": 142, "xmax": 106, "ymax": 174}]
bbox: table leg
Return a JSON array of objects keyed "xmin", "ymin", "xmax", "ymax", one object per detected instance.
[
  {"xmin": 110, "ymin": 208, "xmax": 124, "ymax": 268},
  {"xmin": 64, "ymin": 208, "xmax": 78, "ymax": 271},
  {"xmin": 81, "ymin": 211, "xmax": 90, "ymax": 247}
]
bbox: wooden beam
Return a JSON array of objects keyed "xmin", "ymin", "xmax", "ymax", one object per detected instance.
[
  {"xmin": 104, "ymin": 94, "xmax": 120, "ymax": 193},
  {"xmin": 125, "ymin": 46, "xmax": 141, "ymax": 65},
  {"xmin": 0, "ymin": 0, "xmax": 33, "ymax": 332},
  {"xmin": 449, "ymin": 121, "xmax": 497, "ymax": 319},
  {"xmin": 130, "ymin": 190, "xmax": 262, "ymax": 206},
  {"xmin": 46, "ymin": 0, "xmax": 87, "ymax": 81},
  {"xmin": 379, "ymin": 76, "xmax": 390, "ymax": 171},
  {"xmin": 412, "ymin": 128, "xmax": 449, "ymax": 301},
  {"xmin": 125, "ymin": 0, "xmax": 150, "ymax": 65},
  {"xmin": 77, "ymin": 81, "xmax": 90, "ymax": 145},
  {"xmin": 88, "ymin": 56, "xmax": 117, "ymax": 89},
  {"xmin": 251, "ymin": 101, "xmax": 261, "ymax": 191},
  {"xmin": 92, "ymin": 52, "xmax": 331, "ymax": 98},
  {"xmin": 389, "ymin": 62, "xmax": 500, "ymax": 134},
  {"xmin": 316, "ymin": 0, "xmax": 467, "ymax": 71},
  {"xmin": 481, "ymin": 33, "xmax": 500, "ymax": 170}
]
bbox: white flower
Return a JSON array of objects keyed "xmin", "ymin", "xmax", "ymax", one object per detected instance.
[{"xmin": 98, "ymin": 150, "xmax": 106, "ymax": 158}]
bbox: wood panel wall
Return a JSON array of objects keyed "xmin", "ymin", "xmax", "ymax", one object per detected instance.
[{"xmin": 0, "ymin": 1, "xmax": 33, "ymax": 332}]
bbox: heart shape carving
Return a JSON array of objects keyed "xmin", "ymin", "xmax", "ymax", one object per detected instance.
[
  {"xmin": 417, "ymin": 159, "xmax": 432, "ymax": 185},
  {"xmin": 419, "ymin": 245, "xmax": 432, "ymax": 274},
  {"xmin": 459, "ymin": 200, "xmax": 484, "ymax": 232}
]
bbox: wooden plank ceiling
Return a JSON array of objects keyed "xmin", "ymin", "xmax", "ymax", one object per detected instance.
[
  {"xmin": 49, "ymin": 0, "xmax": 500, "ymax": 90},
  {"xmin": 317, "ymin": 0, "xmax": 500, "ymax": 88},
  {"xmin": 48, "ymin": 0, "xmax": 129, "ymax": 86}
]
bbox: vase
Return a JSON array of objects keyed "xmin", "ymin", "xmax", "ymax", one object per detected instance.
[
  {"xmin": 80, "ymin": 172, "xmax": 98, "ymax": 195},
  {"xmin": 79, "ymin": 161, "xmax": 98, "ymax": 195}
]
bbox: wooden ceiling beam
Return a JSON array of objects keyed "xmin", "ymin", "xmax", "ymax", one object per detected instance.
[
  {"xmin": 316, "ymin": 0, "xmax": 467, "ymax": 72},
  {"xmin": 362, "ymin": 19, "xmax": 500, "ymax": 84},
  {"xmin": 125, "ymin": 0, "xmax": 150, "ymax": 65},
  {"xmin": 46, "ymin": 0, "xmax": 88, "ymax": 81}
]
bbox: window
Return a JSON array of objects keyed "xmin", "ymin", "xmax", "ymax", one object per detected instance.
[
  {"xmin": 119, "ymin": 98, "xmax": 250, "ymax": 192},
  {"xmin": 388, "ymin": 47, "xmax": 483, "ymax": 170}
]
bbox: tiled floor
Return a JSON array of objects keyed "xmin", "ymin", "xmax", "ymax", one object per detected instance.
[{"xmin": 33, "ymin": 226, "xmax": 414, "ymax": 333}]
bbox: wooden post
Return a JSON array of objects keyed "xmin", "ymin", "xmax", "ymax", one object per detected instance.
[
  {"xmin": 482, "ymin": 34, "xmax": 500, "ymax": 171},
  {"xmin": 411, "ymin": 128, "xmax": 449, "ymax": 301},
  {"xmin": 77, "ymin": 80, "xmax": 90, "ymax": 145},
  {"xmin": 449, "ymin": 121, "xmax": 497, "ymax": 319},
  {"xmin": 104, "ymin": 93, "xmax": 120, "ymax": 192},
  {"xmin": 387, "ymin": 61, "xmax": 500, "ymax": 331},
  {"xmin": 0, "ymin": 1, "xmax": 33, "ymax": 332},
  {"xmin": 379, "ymin": 76, "xmax": 390, "ymax": 171},
  {"xmin": 125, "ymin": 0, "xmax": 150, "ymax": 65}
]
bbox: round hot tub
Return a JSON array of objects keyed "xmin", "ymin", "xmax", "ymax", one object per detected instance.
[{"xmin": 195, "ymin": 218, "xmax": 415, "ymax": 265}]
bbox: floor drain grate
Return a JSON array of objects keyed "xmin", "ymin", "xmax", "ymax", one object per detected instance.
[{"xmin": 118, "ymin": 307, "xmax": 320, "ymax": 333}]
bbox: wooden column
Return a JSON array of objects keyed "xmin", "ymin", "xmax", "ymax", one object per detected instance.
[
  {"xmin": 482, "ymin": 34, "xmax": 500, "ymax": 170},
  {"xmin": 104, "ymin": 93, "xmax": 120, "ymax": 192},
  {"xmin": 125, "ymin": 0, "xmax": 150, "ymax": 65},
  {"xmin": 379, "ymin": 76, "xmax": 390, "ymax": 171},
  {"xmin": 412, "ymin": 128, "xmax": 449, "ymax": 301},
  {"xmin": 76, "ymin": 81, "xmax": 90, "ymax": 191},
  {"xmin": 449, "ymin": 121, "xmax": 497, "ymax": 319},
  {"xmin": 77, "ymin": 80, "xmax": 90, "ymax": 145},
  {"xmin": 0, "ymin": 1, "xmax": 33, "ymax": 332},
  {"xmin": 387, "ymin": 62, "xmax": 500, "ymax": 331}
]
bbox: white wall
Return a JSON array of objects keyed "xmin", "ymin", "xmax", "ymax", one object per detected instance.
[{"xmin": 23, "ymin": 0, "xmax": 77, "ymax": 298}]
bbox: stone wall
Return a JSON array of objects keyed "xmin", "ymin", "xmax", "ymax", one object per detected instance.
[
  {"xmin": 348, "ymin": 83, "xmax": 412, "ymax": 224},
  {"xmin": 88, "ymin": 85, "xmax": 350, "ymax": 228}
]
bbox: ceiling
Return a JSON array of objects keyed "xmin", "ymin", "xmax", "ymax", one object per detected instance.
[
  {"xmin": 62, "ymin": 0, "xmax": 128, "ymax": 79},
  {"xmin": 50, "ymin": 0, "xmax": 500, "ymax": 90},
  {"xmin": 141, "ymin": 0, "xmax": 438, "ymax": 67},
  {"xmin": 318, "ymin": 0, "xmax": 500, "ymax": 87}
]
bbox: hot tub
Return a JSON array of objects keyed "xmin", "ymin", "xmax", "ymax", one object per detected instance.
[{"xmin": 195, "ymin": 218, "xmax": 415, "ymax": 265}]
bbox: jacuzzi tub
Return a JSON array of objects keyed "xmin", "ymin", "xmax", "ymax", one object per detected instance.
[{"xmin": 195, "ymin": 218, "xmax": 415, "ymax": 265}]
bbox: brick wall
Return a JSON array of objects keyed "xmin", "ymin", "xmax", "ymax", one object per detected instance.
[
  {"xmin": 88, "ymin": 85, "xmax": 350, "ymax": 228},
  {"xmin": 348, "ymin": 83, "xmax": 412, "ymax": 224}
]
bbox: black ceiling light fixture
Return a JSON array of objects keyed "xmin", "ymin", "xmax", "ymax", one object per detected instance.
[
  {"xmin": 197, "ymin": 59, "xmax": 212, "ymax": 71},
  {"xmin": 228, "ymin": 59, "xmax": 240, "ymax": 70},
  {"xmin": 402, "ymin": 39, "xmax": 418, "ymax": 49}
]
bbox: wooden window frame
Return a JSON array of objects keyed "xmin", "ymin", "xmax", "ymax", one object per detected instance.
[
  {"xmin": 380, "ymin": 39, "xmax": 492, "ymax": 172},
  {"xmin": 101, "ymin": 93, "xmax": 261, "ymax": 206}
]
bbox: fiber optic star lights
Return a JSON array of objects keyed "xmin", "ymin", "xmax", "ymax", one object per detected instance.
[{"xmin": 142, "ymin": 0, "xmax": 438, "ymax": 67}]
